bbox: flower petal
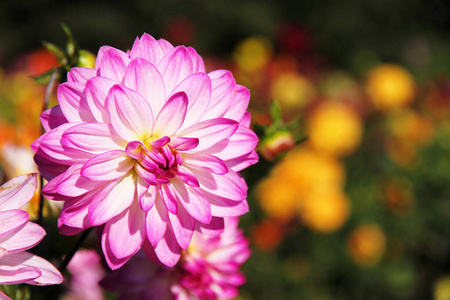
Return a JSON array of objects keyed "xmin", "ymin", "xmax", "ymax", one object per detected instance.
[
  {"xmin": 105, "ymin": 201, "xmax": 145, "ymax": 260},
  {"xmin": 0, "ymin": 222, "xmax": 45, "ymax": 253},
  {"xmin": 98, "ymin": 48, "xmax": 130, "ymax": 82},
  {"xmin": 39, "ymin": 123, "xmax": 93, "ymax": 164},
  {"xmin": 54, "ymin": 164, "xmax": 101, "ymax": 197},
  {"xmin": 222, "ymin": 84, "xmax": 250, "ymax": 122},
  {"xmin": 168, "ymin": 204, "xmax": 195, "ymax": 250},
  {"xmin": 170, "ymin": 73, "xmax": 212, "ymax": 131},
  {"xmin": 157, "ymin": 46, "xmax": 195, "ymax": 94},
  {"xmin": 0, "ymin": 174, "xmax": 37, "ymax": 211},
  {"xmin": 84, "ymin": 76, "xmax": 117, "ymax": 123},
  {"xmin": 196, "ymin": 216, "xmax": 225, "ymax": 236},
  {"xmin": 199, "ymin": 124, "xmax": 259, "ymax": 161},
  {"xmin": 1, "ymin": 251, "xmax": 63, "ymax": 285},
  {"xmin": 188, "ymin": 166, "xmax": 247, "ymax": 202},
  {"xmin": 0, "ymin": 264, "xmax": 40, "ymax": 285},
  {"xmin": 153, "ymin": 92, "xmax": 188, "ymax": 137},
  {"xmin": 81, "ymin": 150, "xmax": 134, "ymax": 181},
  {"xmin": 62, "ymin": 123, "xmax": 125, "ymax": 154},
  {"xmin": 101, "ymin": 230, "xmax": 130, "ymax": 270},
  {"xmin": 107, "ymin": 85, "xmax": 155, "ymax": 141},
  {"xmin": 58, "ymin": 82, "xmax": 95, "ymax": 123},
  {"xmin": 40, "ymin": 106, "xmax": 68, "ymax": 132},
  {"xmin": 225, "ymin": 150, "xmax": 259, "ymax": 172},
  {"xmin": 67, "ymin": 67, "xmax": 97, "ymax": 84},
  {"xmin": 88, "ymin": 173, "xmax": 136, "ymax": 226},
  {"xmin": 160, "ymin": 185, "xmax": 178, "ymax": 215},
  {"xmin": 178, "ymin": 118, "xmax": 239, "ymax": 152},
  {"xmin": 0, "ymin": 210, "xmax": 29, "ymax": 237},
  {"xmin": 146, "ymin": 193, "xmax": 168, "ymax": 246},
  {"xmin": 182, "ymin": 153, "xmax": 228, "ymax": 175},
  {"xmin": 169, "ymin": 137, "xmax": 199, "ymax": 151},
  {"xmin": 207, "ymin": 192, "xmax": 249, "ymax": 217},
  {"xmin": 139, "ymin": 184, "xmax": 157, "ymax": 212},
  {"xmin": 170, "ymin": 178, "xmax": 211, "ymax": 224},
  {"xmin": 129, "ymin": 34, "xmax": 172, "ymax": 65},
  {"xmin": 59, "ymin": 194, "xmax": 93, "ymax": 230},
  {"xmin": 123, "ymin": 57, "xmax": 166, "ymax": 118},
  {"xmin": 95, "ymin": 46, "xmax": 115, "ymax": 70},
  {"xmin": 153, "ymin": 229, "xmax": 181, "ymax": 267},
  {"xmin": 202, "ymin": 70, "xmax": 236, "ymax": 120}
]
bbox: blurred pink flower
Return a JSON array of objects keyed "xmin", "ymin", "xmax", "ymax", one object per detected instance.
[
  {"xmin": 63, "ymin": 249, "xmax": 104, "ymax": 300},
  {"xmin": 101, "ymin": 217, "xmax": 250, "ymax": 300},
  {"xmin": 0, "ymin": 174, "xmax": 63, "ymax": 299},
  {"xmin": 32, "ymin": 33, "xmax": 258, "ymax": 269}
]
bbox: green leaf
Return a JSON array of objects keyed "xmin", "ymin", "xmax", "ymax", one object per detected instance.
[
  {"xmin": 30, "ymin": 67, "xmax": 59, "ymax": 85},
  {"xmin": 61, "ymin": 22, "xmax": 78, "ymax": 64},
  {"xmin": 269, "ymin": 101, "xmax": 283, "ymax": 126},
  {"xmin": 42, "ymin": 41, "xmax": 67, "ymax": 66}
]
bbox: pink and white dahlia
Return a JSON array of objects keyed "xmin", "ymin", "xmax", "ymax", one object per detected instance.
[
  {"xmin": 32, "ymin": 33, "xmax": 258, "ymax": 269},
  {"xmin": 101, "ymin": 217, "xmax": 251, "ymax": 300},
  {"xmin": 0, "ymin": 174, "xmax": 63, "ymax": 299},
  {"xmin": 63, "ymin": 249, "xmax": 105, "ymax": 300}
]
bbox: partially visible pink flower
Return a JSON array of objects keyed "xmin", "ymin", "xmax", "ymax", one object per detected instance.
[
  {"xmin": 101, "ymin": 217, "xmax": 251, "ymax": 300},
  {"xmin": 63, "ymin": 249, "xmax": 104, "ymax": 300},
  {"xmin": 33, "ymin": 33, "xmax": 258, "ymax": 269},
  {"xmin": 0, "ymin": 174, "xmax": 63, "ymax": 299}
]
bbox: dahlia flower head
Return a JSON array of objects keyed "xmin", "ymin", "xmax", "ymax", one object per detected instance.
[
  {"xmin": 101, "ymin": 217, "xmax": 250, "ymax": 300},
  {"xmin": 0, "ymin": 174, "xmax": 63, "ymax": 299},
  {"xmin": 32, "ymin": 33, "xmax": 258, "ymax": 269},
  {"xmin": 63, "ymin": 249, "xmax": 104, "ymax": 300}
]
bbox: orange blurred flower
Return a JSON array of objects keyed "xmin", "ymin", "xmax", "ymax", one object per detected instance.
[
  {"xmin": 25, "ymin": 48, "xmax": 59, "ymax": 76},
  {"xmin": 256, "ymin": 145, "xmax": 347, "ymax": 223},
  {"xmin": 251, "ymin": 219, "xmax": 284, "ymax": 252},
  {"xmin": 384, "ymin": 108, "xmax": 434, "ymax": 167},
  {"xmin": 347, "ymin": 223, "xmax": 386, "ymax": 268},
  {"xmin": 233, "ymin": 36, "xmax": 273, "ymax": 74},
  {"xmin": 380, "ymin": 177, "xmax": 414, "ymax": 215},
  {"xmin": 365, "ymin": 64, "xmax": 416, "ymax": 111},
  {"xmin": 255, "ymin": 175, "xmax": 300, "ymax": 221},
  {"xmin": 272, "ymin": 145, "xmax": 346, "ymax": 200},
  {"xmin": 307, "ymin": 101, "xmax": 363, "ymax": 157},
  {"xmin": 270, "ymin": 71, "xmax": 315, "ymax": 119},
  {"xmin": 298, "ymin": 188, "xmax": 350, "ymax": 233}
]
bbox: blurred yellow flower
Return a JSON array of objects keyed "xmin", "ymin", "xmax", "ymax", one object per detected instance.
[
  {"xmin": 307, "ymin": 101, "xmax": 363, "ymax": 157},
  {"xmin": 321, "ymin": 71, "xmax": 362, "ymax": 103},
  {"xmin": 256, "ymin": 145, "xmax": 347, "ymax": 223},
  {"xmin": 347, "ymin": 223, "xmax": 386, "ymax": 268},
  {"xmin": 272, "ymin": 145, "xmax": 346, "ymax": 193},
  {"xmin": 366, "ymin": 64, "xmax": 416, "ymax": 111},
  {"xmin": 386, "ymin": 108, "xmax": 434, "ymax": 146},
  {"xmin": 255, "ymin": 175, "xmax": 300, "ymax": 221},
  {"xmin": 270, "ymin": 72, "xmax": 315, "ymax": 116},
  {"xmin": 298, "ymin": 188, "xmax": 350, "ymax": 233},
  {"xmin": 233, "ymin": 36, "xmax": 273, "ymax": 74},
  {"xmin": 384, "ymin": 108, "xmax": 434, "ymax": 167},
  {"xmin": 434, "ymin": 276, "xmax": 450, "ymax": 300},
  {"xmin": 77, "ymin": 50, "xmax": 96, "ymax": 68}
]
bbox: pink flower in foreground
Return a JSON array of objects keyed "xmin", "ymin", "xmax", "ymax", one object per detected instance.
[
  {"xmin": 32, "ymin": 33, "xmax": 258, "ymax": 269},
  {"xmin": 101, "ymin": 217, "xmax": 250, "ymax": 300},
  {"xmin": 63, "ymin": 249, "xmax": 105, "ymax": 300},
  {"xmin": 0, "ymin": 174, "xmax": 63, "ymax": 299}
]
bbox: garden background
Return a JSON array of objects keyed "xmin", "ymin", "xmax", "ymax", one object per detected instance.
[{"xmin": 2, "ymin": 0, "xmax": 450, "ymax": 299}]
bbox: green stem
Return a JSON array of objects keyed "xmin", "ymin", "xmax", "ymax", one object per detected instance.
[
  {"xmin": 58, "ymin": 228, "xmax": 93, "ymax": 273},
  {"xmin": 37, "ymin": 69, "xmax": 59, "ymax": 227}
]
